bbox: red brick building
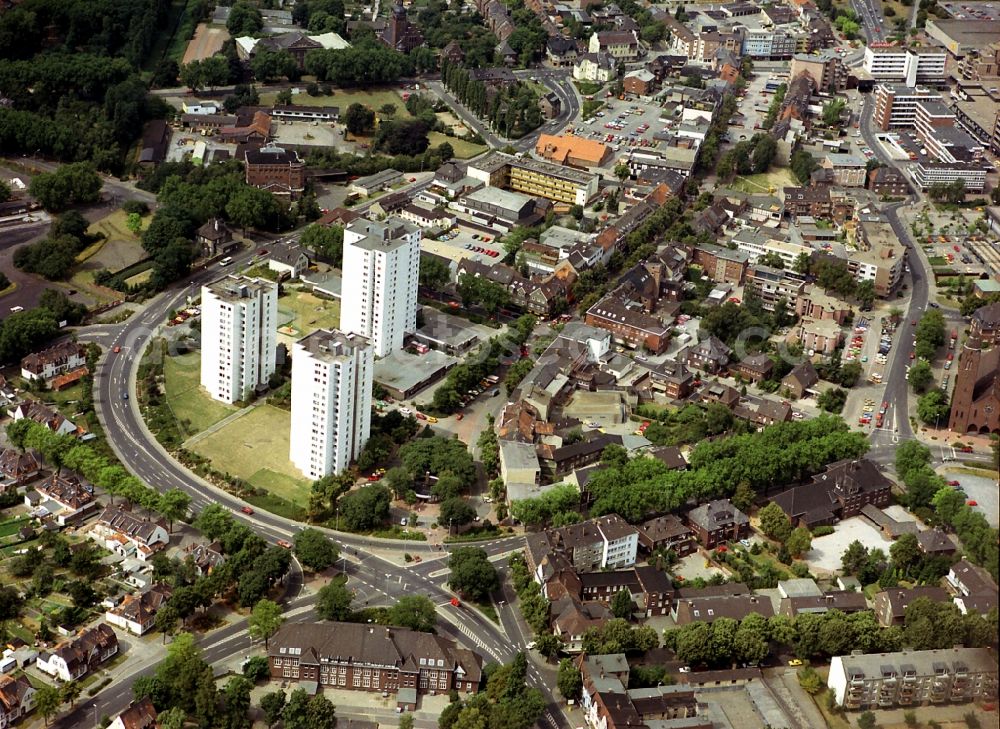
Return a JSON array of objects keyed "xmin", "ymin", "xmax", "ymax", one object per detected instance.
[{"xmin": 244, "ymin": 145, "xmax": 305, "ymax": 200}]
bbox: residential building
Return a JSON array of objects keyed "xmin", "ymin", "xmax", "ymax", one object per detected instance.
[
  {"xmin": 588, "ymin": 30, "xmax": 640, "ymax": 60},
  {"xmin": 771, "ymin": 458, "xmax": 892, "ymax": 528},
  {"xmin": 350, "ymin": 169, "xmax": 404, "ymax": 196},
  {"xmin": 0, "ymin": 448, "xmax": 41, "ymax": 488},
  {"xmin": 535, "ymin": 135, "xmax": 610, "ymax": 168},
  {"xmin": 94, "ymin": 505, "xmax": 170, "ymax": 561},
  {"xmin": 268, "ymin": 241, "xmax": 311, "ymax": 279},
  {"xmin": 643, "ymin": 360, "xmax": 695, "ymax": 400},
  {"xmin": 0, "ymin": 674, "xmax": 34, "ymax": 729},
  {"xmin": 196, "ymin": 218, "xmax": 233, "ymax": 257},
  {"xmin": 637, "ymin": 514, "xmax": 695, "ymax": 556},
  {"xmin": 107, "ymin": 699, "xmax": 157, "ymax": 729},
  {"xmin": 733, "ymin": 353, "xmax": 775, "ymax": 383},
  {"xmin": 873, "ymin": 84, "xmax": 940, "ymax": 130},
  {"xmin": 783, "ymin": 185, "xmax": 832, "ymax": 220},
  {"xmin": 947, "ymin": 559, "xmax": 999, "ymax": 615},
  {"xmin": 797, "ymin": 316, "xmax": 844, "ymax": 355},
  {"xmin": 546, "ymin": 36, "xmax": 578, "ymax": 66},
  {"xmin": 623, "ymin": 69, "xmax": 657, "ymax": 96},
  {"xmin": 525, "ymin": 515, "xmax": 640, "ymax": 578},
  {"xmin": 27, "ymin": 468, "xmax": 96, "ymax": 525},
  {"xmin": 499, "ymin": 441, "xmax": 541, "ymax": 501},
  {"xmin": 746, "ymin": 265, "xmax": 807, "ymax": 312},
  {"xmin": 20, "ymin": 341, "xmax": 87, "ymax": 382},
  {"xmin": 781, "ymin": 360, "xmax": 819, "ymax": 398},
  {"xmin": 290, "ymin": 330, "xmax": 373, "ymax": 479},
  {"xmin": 916, "ymin": 528, "xmax": 957, "ymax": 556},
  {"xmin": 399, "ymin": 204, "xmax": 454, "ymax": 231},
  {"xmin": 573, "ymin": 52, "xmax": 619, "ymax": 83},
  {"xmin": 852, "ymin": 216, "xmax": 906, "ymax": 296},
  {"xmin": 686, "ymin": 499, "xmax": 749, "ymax": 548},
  {"xmin": 37, "ymin": 624, "xmax": 119, "ymax": 682},
  {"xmin": 184, "ymin": 541, "xmax": 226, "ymax": 576},
  {"xmin": 733, "ymin": 231, "xmax": 812, "ymax": 269},
  {"xmin": 267, "ymin": 622, "xmax": 483, "ymax": 698},
  {"xmin": 575, "ymin": 565, "xmax": 674, "ymax": 617},
  {"xmin": 873, "ymin": 586, "xmax": 950, "ymax": 626},
  {"xmin": 820, "ymin": 153, "xmax": 868, "ymax": 187},
  {"xmin": 868, "ymin": 166, "xmax": 911, "ymax": 196},
  {"xmin": 789, "ymin": 51, "xmax": 848, "ymax": 91},
  {"xmin": 679, "ymin": 335, "xmax": 731, "ymax": 374},
  {"xmin": 466, "ymin": 152, "xmax": 599, "ymax": 206},
  {"xmin": 341, "ymin": 217, "xmax": 421, "ymax": 357},
  {"xmin": 584, "ymin": 294, "xmax": 671, "ymax": 354},
  {"xmin": 828, "ymin": 647, "xmax": 998, "ymax": 709},
  {"xmin": 105, "ymin": 584, "xmax": 172, "ymax": 635},
  {"xmin": 863, "ymin": 45, "xmax": 948, "ymax": 85},
  {"xmin": 674, "ymin": 593, "xmax": 774, "ymax": 624},
  {"xmin": 779, "ymin": 591, "xmax": 868, "ymax": 618},
  {"xmin": 741, "ymin": 28, "xmax": 797, "ymax": 58},
  {"xmin": 201, "ymin": 275, "xmax": 278, "ymax": 404},
  {"xmin": 584, "ymin": 684, "xmax": 706, "ymax": 729},
  {"xmin": 692, "ymin": 244, "xmax": 749, "ymax": 284},
  {"xmin": 539, "ymin": 92, "xmax": 561, "ymax": 119},
  {"xmin": 552, "ymin": 598, "xmax": 612, "ymax": 653},
  {"xmin": 244, "ymin": 144, "xmax": 305, "ymax": 199}
]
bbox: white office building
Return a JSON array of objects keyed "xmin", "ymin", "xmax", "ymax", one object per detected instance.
[
  {"xmin": 340, "ymin": 216, "xmax": 421, "ymax": 357},
  {"xmin": 863, "ymin": 46, "xmax": 947, "ymax": 85},
  {"xmin": 200, "ymin": 276, "xmax": 277, "ymax": 404},
  {"xmin": 289, "ymin": 329, "xmax": 373, "ymax": 478}
]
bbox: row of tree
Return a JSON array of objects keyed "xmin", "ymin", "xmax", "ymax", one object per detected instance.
[{"xmin": 441, "ymin": 60, "xmax": 543, "ymax": 138}]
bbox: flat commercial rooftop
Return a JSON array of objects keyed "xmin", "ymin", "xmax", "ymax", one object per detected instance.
[{"xmin": 373, "ymin": 348, "xmax": 457, "ymax": 398}]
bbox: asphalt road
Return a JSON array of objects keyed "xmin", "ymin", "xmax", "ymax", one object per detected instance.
[{"xmin": 0, "ymin": 220, "xmax": 53, "ymax": 321}]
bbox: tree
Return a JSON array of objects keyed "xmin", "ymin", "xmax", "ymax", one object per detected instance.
[
  {"xmin": 858, "ymin": 710, "xmax": 878, "ymax": 729},
  {"xmin": 300, "ymin": 224, "xmax": 343, "ymax": 261},
  {"xmin": 759, "ymin": 502, "xmax": 793, "ymax": 542},
  {"xmin": 379, "ymin": 103, "xmax": 397, "ymax": 117},
  {"xmin": 890, "ymin": 533, "xmax": 921, "ymax": 573},
  {"xmin": 344, "ymin": 103, "xmax": 376, "ymax": 136},
  {"xmin": 260, "ymin": 691, "xmax": 287, "ymax": 728},
  {"xmin": 155, "ymin": 603, "xmax": 179, "ymax": 643},
  {"xmin": 387, "ymin": 595, "xmax": 437, "ymax": 632},
  {"xmin": 786, "ymin": 527, "xmax": 812, "ymax": 558},
  {"xmin": 337, "ymin": 485, "xmax": 391, "ymax": 531},
  {"xmin": 226, "ymin": 186, "xmax": 284, "ymax": 235},
  {"xmin": 196, "ymin": 503, "xmax": 234, "ymax": 541},
  {"xmin": 557, "ymin": 658, "xmax": 582, "ymax": 700},
  {"xmin": 908, "ymin": 358, "xmax": 933, "ymax": 392},
  {"xmin": 179, "ymin": 60, "xmax": 204, "ymax": 92},
  {"xmin": 790, "ymin": 149, "xmax": 818, "ymax": 184},
  {"xmin": 448, "ymin": 547, "xmax": 499, "ymax": 601},
  {"xmin": 917, "ymin": 390, "xmax": 949, "ymax": 425},
  {"xmin": 243, "ymin": 655, "xmax": 271, "ymax": 682},
  {"xmin": 227, "ymin": 1, "xmax": 264, "ymax": 34},
  {"xmin": 595, "ymin": 582, "xmax": 631, "ymax": 622},
  {"xmin": 439, "ymin": 497, "xmax": 477, "ymax": 528},
  {"xmin": 817, "ymin": 387, "xmax": 847, "ymax": 414},
  {"xmin": 159, "ymin": 707, "xmax": 186, "ymax": 729},
  {"xmin": 821, "ymin": 98, "xmax": 846, "ymax": 126},
  {"xmin": 126, "ymin": 212, "xmax": 142, "ymax": 235},
  {"xmin": 293, "ymin": 528, "xmax": 339, "ymax": 572},
  {"xmin": 841, "ymin": 540, "xmax": 869, "ymax": 576},
  {"xmin": 731, "ymin": 481, "xmax": 756, "ymax": 513},
  {"xmin": 248, "ymin": 599, "xmax": 284, "ymax": 649},
  {"xmin": 158, "ymin": 488, "xmax": 191, "ymax": 532},
  {"xmin": 316, "ymin": 576, "xmax": 354, "ymax": 620},
  {"xmin": 0, "ymin": 179, "xmax": 10, "ymax": 202},
  {"xmin": 60, "ymin": 681, "xmax": 82, "ymax": 709},
  {"xmin": 201, "ymin": 55, "xmax": 231, "ymax": 90},
  {"xmin": 34, "ymin": 685, "xmax": 61, "ymax": 726},
  {"xmin": 29, "ymin": 163, "xmax": 102, "ymax": 212}
]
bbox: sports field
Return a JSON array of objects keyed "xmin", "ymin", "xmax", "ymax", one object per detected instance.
[
  {"xmin": 163, "ymin": 351, "xmax": 238, "ymax": 435},
  {"xmin": 189, "ymin": 404, "xmax": 311, "ymax": 506},
  {"xmin": 182, "ymin": 23, "xmax": 229, "ymax": 65}
]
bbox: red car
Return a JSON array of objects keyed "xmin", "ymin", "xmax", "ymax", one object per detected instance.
[
  {"xmin": 450, "ymin": 597, "xmax": 461, "ymax": 607},
  {"xmin": 967, "ymin": 500, "xmax": 978, "ymax": 507},
  {"xmin": 910, "ymin": 351, "xmax": 915, "ymax": 359},
  {"xmin": 456, "ymin": 413, "xmax": 464, "ymax": 420},
  {"xmin": 241, "ymin": 506, "xmax": 254, "ymax": 515},
  {"xmin": 409, "ymin": 177, "xmax": 416, "ymax": 182},
  {"xmin": 948, "ymin": 480, "xmax": 960, "ymax": 486},
  {"xmin": 113, "ymin": 346, "xmax": 121, "ymax": 353},
  {"xmin": 277, "ymin": 539, "xmax": 293, "ymax": 549}
]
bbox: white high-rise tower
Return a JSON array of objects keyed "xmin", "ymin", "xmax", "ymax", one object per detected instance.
[
  {"xmin": 200, "ymin": 275, "xmax": 278, "ymax": 404},
  {"xmin": 340, "ymin": 216, "xmax": 421, "ymax": 357},
  {"xmin": 289, "ymin": 329, "xmax": 373, "ymax": 478}
]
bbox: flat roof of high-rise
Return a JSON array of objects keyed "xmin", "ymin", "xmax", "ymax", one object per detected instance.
[
  {"xmin": 345, "ymin": 216, "xmax": 420, "ymax": 252},
  {"xmin": 204, "ymin": 275, "xmax": 275, "ymax": 301},
  {"xmin": 296, "ymin": 329, "xmax": 370, "ymax": 361}
]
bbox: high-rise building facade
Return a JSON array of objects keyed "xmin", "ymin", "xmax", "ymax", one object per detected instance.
[
  {"xmin": 290, "ymin": 330, "xmax": 373, "ymax": 478},
  {"xmin": 340, "ymin": 217, "xmax": 421, "ymax": 357},
  {"xmin": 201, "ymin": 276, "xmax": 278, "ymax": 404}
]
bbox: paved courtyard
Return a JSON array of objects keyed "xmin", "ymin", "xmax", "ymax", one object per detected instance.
[{"xmin": 806, "ymin": 517, "xmax": 893, "ymax": 574}]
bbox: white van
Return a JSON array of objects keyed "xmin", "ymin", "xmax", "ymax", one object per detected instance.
[{"xmin": 219, "ymin": 257, "xmax": 233, "ymax": 267}]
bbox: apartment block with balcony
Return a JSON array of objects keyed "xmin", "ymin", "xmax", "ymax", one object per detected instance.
[
  {"xmin": 341, "ymin": 217, "xmax": 421, "ymax": 357},
  {"xmin": 201, "ymin": 276, "xmax": 278, "ymax": 404},
  {"xmin": 467, "ymin": 152, "xmax": 598, "ymax": 206},
  {"xmin": 863, "ymin": 46, "xmax": 947, "ymax": 85},
  {"xmin": 873, "ymin": 84, "xmax": 942, "ymax": 130},
  {"xmin": 290, "ymin": 330, "xmax": 373, "ymax": 479},
  {"xmin": 828, "ymin": 648, "xmax": 998, "ymax": 710}
]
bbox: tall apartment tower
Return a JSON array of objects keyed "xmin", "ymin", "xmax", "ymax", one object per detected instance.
[
  {"xmin": 340, "ymin": 216, "xmax": 421, "ymax": 357},
  {"xmin": 289, "ymin": 329, "xmax": 373, "ymax": 478},
  {"xmin": 201, "ymin": 275, "xmax": 278, "ymax": 404}
]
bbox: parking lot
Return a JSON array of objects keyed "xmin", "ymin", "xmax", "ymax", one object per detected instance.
[
  {"xmin": 806, "ymin": 516, "xmax": 894, "ymax": 574},
  {"xmin": 167, "ymin": 131, "xmax": 234, "ymax": 164},
  {"xmin": 576, "ymin": 98, "xmax": 669, "ymax": 166},
  {"xmin": 923, "ymin": 234, "xmax": 996, "ymax": 276},
  {"xmin": 423, "ymin": 226, "xmax": 503, "ymax": 266}
]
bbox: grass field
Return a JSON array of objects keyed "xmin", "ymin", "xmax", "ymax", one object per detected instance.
[
  {"xmin": 277, "ymin": 291, "xmax": 341, "ymax": 338},
  {"xmin": 426, "ymin": 132, "xmax": 487, "ymax": 159},
  {"xmin": 163, "ymin": 351, "xmax": 239, "ymax": 435},
  {"xmin": 260, "ymin": 89, "xmax": 413, "ymax": 119},
  {"xmin": 731, "ymin": 168, "xmax": 797, "ymax": 194},
  {"xmin": 190, "ymin": 404, "xmax": 311, "ymax": 507}
]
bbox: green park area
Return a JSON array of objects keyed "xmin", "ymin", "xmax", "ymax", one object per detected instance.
[
  {"xmin": 163, "ymin": 351, "xmax": 239, "ymax": 436},
  {"xmin": 189, "ymin": 404, "xmax": 310, "ymax": 517},
  {"xmin": 72, "ymin": 210, "xmax": 149, "ymax": 304},
  {"xmin": 427, "ymin": 132, "xmax": 486, "ymax": 159},
  {"xmin": 277, "ymin": 290, "xmax": 341, "ymax": 339}
]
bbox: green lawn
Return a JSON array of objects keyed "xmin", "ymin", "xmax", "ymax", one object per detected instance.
[
  {"xmin": 260, "ymin": 88, "xmax": 413, "ymax": 119},
  {"xmin": 731, "ymin": 168, "xmax": 797, "ymax": 194},
  {"xmin": 190, "ymin": 404, "xmax": 311, "ymax": 507},
  {"xmin": 427, "ymin": 132, "xmax": 486, "ymax": 159},
  {"xmin": 276, "ymin": 291, "xmax": 341, "ymax": 338},
  {"xmin": 163, "ymin": 351, "xmax": 239, "ymax": 436},
  {"xmin": 0, "ymin": 518, "xmax": 31, "ymax": 539},
  {"xmin": 927, "ymin": 256, "xmax": 947, "ymax": 266}
]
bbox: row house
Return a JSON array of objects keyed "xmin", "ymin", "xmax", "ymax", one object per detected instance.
[
  {"xmin": 94, "ymin": 505, "xmax": 170, "ymax": 562},
  {"xmin": 783, "ymin": 185, "xmax": 832, "ymax": 221},
  {"xmin": 873, "ymin": 586, "xmax": 950, "ymax": 627},
  {"xmin": 551, "ymin": 597, "xmax": 612, "ymax": 653},
  {"xmin": 20, "ymin": 341, "xmax": 87, "ymax": 382},
  {"xmin": 947, "ymin": 560, "xmax": 999, "ymax": 616},
  {"xmin": 37, "ymin": 624, "xmax": 119, "ymax": 682},
  {"xmin": 578, "ymin": 566, "xmax": 674, "ymax": 617},
  {"xmin": 692, "ymin": 243, "xmax": 749, "ymax": 285},
  {"xmin": 537, "ymin": 433, "xmax": 624, "ymax": 480},
  {"xmin": 679, "ymin": 335, "xmax": 731, "ymax": 374},
  {"xmin": 525, "ymin": 514, "xmax": 640, "ymax": 579},
  {"xmin": 639, "ymin": 359, "xmax": 695, "ymax": 401},
  {"xmin": 674, "ymin": 593, "xmax": 774, "ymax": 625},
  {"xmin": 268, "ymin": 622, "xmax": 483, "ymax": 701},
  {"xmin": 12, "ymin": 401, "xmax": 81, "ymax": 438},
  {"xmin": 732, "ymin": 353, "xmax": 775, "ymax": 383},
  {"xmin": 637, "ymin": 514, "xmax": 696, "ymax": 556}
]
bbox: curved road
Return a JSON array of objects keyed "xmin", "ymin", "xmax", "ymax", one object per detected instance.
[{"xmin": 87, "ymin": 249, "xmax": 560, "ymax": 727}]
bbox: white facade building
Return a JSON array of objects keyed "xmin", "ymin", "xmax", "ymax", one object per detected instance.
[
  {"xmin": 289, "ymin": 330, "xmax": 373, "ymax": 479},
  {"xmin": 200, "ymin": 276, "xmax": 278, "ymax": 404},
  {"xmin": 341, "ymin": 217, "xmax": 421, "ymax": 357},
  {"xmin": 863, "ymin": 46, "xmax": 947, "ymax": 85}
]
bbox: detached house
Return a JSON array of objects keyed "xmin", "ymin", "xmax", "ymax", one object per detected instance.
[
  {"xmin": 37, "ymin": 624, "xmax": 119, "ymax": 682},
  {"xmin": 589, "ymin": 30, "xmax": 641, "ymax": 60},
  {"xmin": 108, "ymin": 698, "xmax": 157, "ymax": 729},
  {"xmin": 105, "ymin": 584, "xmax": 173, "ymax": 636},
  {"xmin": 12, "ymin": 401, "xmax": 81, "ymax": 438},
  {"xmin": 0, "ymin": 674, "xmax": 34, "ymax": 729},
  {"xmin": 94, "ymin": 505, "xmax": 170, "ymax": 561},
  {"xmin": 27, "ymin": 468, "xmax": 96, "ymax": 525},
  {"xmin": 686, "ymin": 499, "xmax": 749, "ymax": 548},
  {"xmin": 0, "ymin": 448, "xmax": 42, "ymax": 489},
  {"xmin": 680, "ymin": 335, "xmax": 731, "ymax": 374}
]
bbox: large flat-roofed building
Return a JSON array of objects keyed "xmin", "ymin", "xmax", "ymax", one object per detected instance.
[
  {"xmin": 789, "ymin": 52, "xmax": 849, "ymax": 92},
  {"xmin": 535, "ymin": 134, "xmax": 611, "ymax": 168},
  {"xmin": 201, "ymin": 276, "xmax": 278, "ymax": 404},
  {"xmin": 341, "ymin": 217, "xmax": 421, "ymax": 357},
  {"xmin": 950, "ymin": 90, "xmax": 1000, "ymax": 153},
  {"xmin": 909, "ymin": 160, "xmax": 986, "ymax": 191},
  {"xmin": 873, "ymin": 84, "xmax": 941, "ymax": 130},
  {"xmin": 290, "ymin": 330, "xmax": 373, "ymax": 479},
  {"xmin": 451, "ymin": 187, "xmax": 541, "ymax": 230},
  {"xmin": 466, "ymin": 152, "xmax": 598, "ymax": 206},
  {"xmin": 828, "ymin": 647, "xmax": 998, "ymax": 709},
  {"xmin": 863, "ymin": 45, "xmax": 948, "ymax": 85},
  {"xmin": 851, "ymin": 216, "xmax": 905, "ymax": 296},
  {"xmin": 925, "ymin": 18, "xmax": 1000, "ymax": 57}
]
